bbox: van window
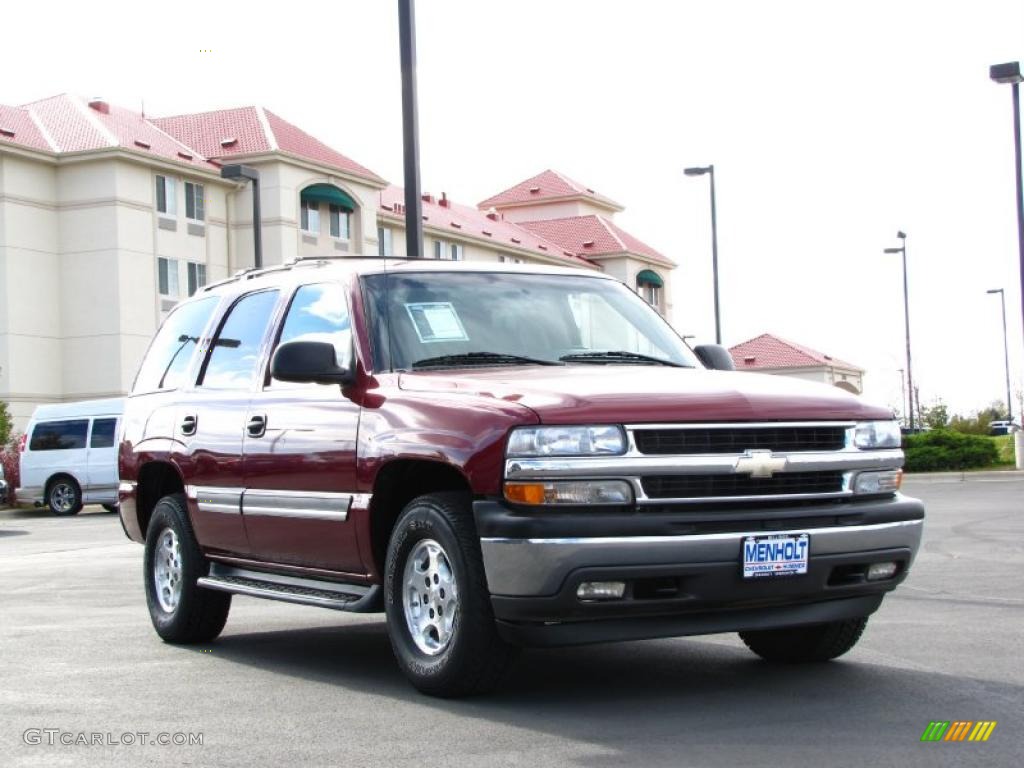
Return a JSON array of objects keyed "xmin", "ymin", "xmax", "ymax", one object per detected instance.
[
  {"xmin": 270, "ymin": 283, "xmax": 351, "ymax": 386},
  {"xmin": 200, "ymin": 290, "xmax": 280, "ymax": 390},
  {"xmin": 90, "ymin": 418, "xmax": 118, "ymax": 448},
  {"xmin": 134, "ymin": 297, "xmax": 220, "ymax": 392},
  {"xmin": 30, "ymin": 420, "xmax": 89, "ymax": 451}
]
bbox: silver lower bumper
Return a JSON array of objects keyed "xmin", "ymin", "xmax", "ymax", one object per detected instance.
[{"xmin": 480, "ymin": 519, "xmax": 924, "ymax": 597}]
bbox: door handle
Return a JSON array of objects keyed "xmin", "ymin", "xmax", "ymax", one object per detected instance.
[
  {"xmin": 181, "ymin": 414, "xmax": 197, "ymax": 436},
  {"xmin": 247, "ymin": 415, "xmax": 267, "ymax": 438}
]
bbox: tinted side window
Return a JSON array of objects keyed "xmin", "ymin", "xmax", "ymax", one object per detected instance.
[
  {"xmin": 271, "ymin": 283, "xmax": 351, "ymax": 386},
  {"xmin": 200, "ymin": 290, "xmax": 280, "ymax": 390},
  {"xmin": 30, "ymin": 420, "xmax": 89, "ymax": 451},
  {"xmin": 90, "ymin": 418, "xmax": 118, "ymax": 448},
  {"xmin": 134, "ymin": 297, "xmax": 220, "ymax": 392}
]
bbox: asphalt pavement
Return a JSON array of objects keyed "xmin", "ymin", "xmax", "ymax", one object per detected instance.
[{"xmin": 1, "ymin": 475, "xmax": 1021, "ymax": 767}]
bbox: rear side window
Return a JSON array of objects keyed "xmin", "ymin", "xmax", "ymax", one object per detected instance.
[
  {"xmin": 200, "ymin": 290, "xmax": 280, "ymax": 390},
  {"xmin": 30, "ymin": 420, "xmax": 89, "ymax": 451},
  {"xmin": 134, "ymin": 297, "xmax": 220, "ymax": 392},
  {"xmin": 90, "ymin": 418, "xmax": 118, "ymax": 448}
]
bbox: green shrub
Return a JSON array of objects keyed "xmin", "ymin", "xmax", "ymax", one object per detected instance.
[{"xmin": 903, "ymin": 429, "xmax": 999, "ymax": 472}]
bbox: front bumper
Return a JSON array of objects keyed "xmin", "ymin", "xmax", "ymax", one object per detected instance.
[{"xmin": 473, "ymin": 493, "xmax": 924, "ymax": 646}]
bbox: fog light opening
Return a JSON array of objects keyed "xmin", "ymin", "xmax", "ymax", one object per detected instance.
[
  {"xmin": 866, "ymin": 561, "xmax": 899, "ymax": 581},
  {"xmin": 576, "ymin": 581, "xmax": 626, "ymax": 601}
]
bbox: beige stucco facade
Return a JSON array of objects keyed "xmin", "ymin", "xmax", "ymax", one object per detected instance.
[{"xmin": 1, "ymin": 144, "xmax": 676, "ymax": 433}]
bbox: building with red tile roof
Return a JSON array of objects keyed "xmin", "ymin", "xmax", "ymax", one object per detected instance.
[
  {"xmin": 730, "ymin": 334, "xmax": 864, "ymax": 394},
  {"xmin": 0, "ymin": 93, "xmax": 676, "ymax": 428}
]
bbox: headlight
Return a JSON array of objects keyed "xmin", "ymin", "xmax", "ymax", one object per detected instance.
[
  {"xmin": 854, "ymin": 420, "xmax": 902, "ymax": 449},
  {"xmin": 507, "ymin": 425, "xmax": 626, "ymax": 457},
  {"xmin": 504, "ymin": 480, "xmax": 634, "ymax": 505}
]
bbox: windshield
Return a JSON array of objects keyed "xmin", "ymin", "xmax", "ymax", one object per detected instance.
[{"xmin": 362, "ymin": 271, "xmax": 698, "ymax": 371}]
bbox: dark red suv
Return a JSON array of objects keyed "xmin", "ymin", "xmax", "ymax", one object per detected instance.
[{"xmin": 119, "ymin": 257, "xmax": 923, "ymax": 696}]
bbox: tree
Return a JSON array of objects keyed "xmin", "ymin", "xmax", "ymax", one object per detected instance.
[
  {"xmin": 0, "ymin": 400, "xmax": 12, "ymax": 447},
  {"xmin": 920, "ymin": 402, "xmax": 949, "ymax": 430}
]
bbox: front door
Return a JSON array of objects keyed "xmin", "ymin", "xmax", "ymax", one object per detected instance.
[{"xmin": 241, "ymin": 282, "xmax": 363, "ymax": 574}]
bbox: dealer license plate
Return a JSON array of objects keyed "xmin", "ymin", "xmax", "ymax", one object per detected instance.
[{"xmin": 742, "ymin": 533, "xmax": 809, "ymax": 578}]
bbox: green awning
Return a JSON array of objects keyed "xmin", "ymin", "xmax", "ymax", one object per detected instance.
[
  {"xmin": 636, "ymin": 269, "xmax": 664, "ymax": 287},
  {"xmin": 300, "ymin": 184, "xmax": 357, "ymax": 211}
]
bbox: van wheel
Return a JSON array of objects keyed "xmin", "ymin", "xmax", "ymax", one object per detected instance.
[
  {"xmin": 102, "ymin": 504, "xmax": 119, "ymax": 514},
  {"xmin": 47, "ymin": 475, "xmax": 82, "ymax": 516},
  {"xmin": 144, "ymin": 493, "xmax": 231, "ymax": 643},
  {"xmin": 739, "ymin": 617, "xmax": 869, "ymax": 663},
  {"xmin": 384, "ymin": 492, "xmax": 517, "ymax": 697}
]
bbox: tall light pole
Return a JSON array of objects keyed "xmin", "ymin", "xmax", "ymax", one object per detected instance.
[
  {"xmin": 987, "ymin": 288, "xmax": 1013, "ymax": 421},
  {"xmin": 684, "ymin": 165, "xmax": 721, "ymax": 344},
  {"xmin": 398, "ymin": 0, "xmax": 424, "ymax": 258},
  {"xmin": 884, "ymin": 231, "xmax": 915, "ymax": 430},
  {"xmin": 989, "ymin": 62, "xmax": 1024, "ymax": 364},
  {"xmin": 220, "ymin": 164, "xmax": 262, "ymax": 268}
]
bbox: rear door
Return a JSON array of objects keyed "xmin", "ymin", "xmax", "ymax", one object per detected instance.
[
  {"xmin": 26, "ymin": 419, "xmax": 90, "ymax": 491},
  {"xmin": 86, "ymin": 417, "xmax": 119, "ymax": 501},
  {"xmin": 181, "ymin": 288, "xmax": 281, "ymax": 556},
  {"xmin": 241, "ymin": 281, "xmax": 363, "ymax": 573}
]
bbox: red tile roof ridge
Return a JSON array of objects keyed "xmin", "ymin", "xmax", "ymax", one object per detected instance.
[{"xmin": 730, "ymin": 333, "xmax": 861, "ymax": 371}]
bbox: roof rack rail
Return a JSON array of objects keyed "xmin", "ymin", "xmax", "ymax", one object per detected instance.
[{"xmin": 289, "ymin": 255, "xmax": 412, "ymax": 263}]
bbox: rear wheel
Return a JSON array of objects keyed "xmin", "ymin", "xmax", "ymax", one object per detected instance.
[
  {"xmin": 47, "ymin": 475, "xmax": 82, "ymax": 516},
  {"xmin": 102, "ymin": 504, "xmax": 119, "ymax": 514},
  {"xmin": 739, "ymin": 617, "xmax": 869, "ymax": 663},
  {"xmin": 384, "ymin": 492, "xmax": 516, "ymax": 697},
  {"xmin": 144, "ymin": 493, "xmax": 231, "ymax": 643}
]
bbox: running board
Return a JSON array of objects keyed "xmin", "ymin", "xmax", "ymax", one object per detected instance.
[{"xmin": 197, "ymin": 564, "xmax": 382, "ymax": 613}]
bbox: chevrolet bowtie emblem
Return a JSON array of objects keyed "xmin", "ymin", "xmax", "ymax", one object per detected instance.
[{"xmin": 734, "ymin": 449, "xmax": 788, "ymax": 478}]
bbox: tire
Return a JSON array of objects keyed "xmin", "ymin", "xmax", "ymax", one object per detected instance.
[
  {"xmin": 47, "ymin": 475, "xmax": 82, "ymax": 516},
  {"xmin": 102, "ymin": 504, "xmax": 119, "ymax": 514},
  {"xmin": 384, "ymin": 492, "xmax": 517, "ymax": 697},
  {"xmin": 739, "ymin": 616, "xmax": 869, "ymax": 663},
  {"xmin": 144, "ymin": 493, "xmax": 231, "ymax": 644}
]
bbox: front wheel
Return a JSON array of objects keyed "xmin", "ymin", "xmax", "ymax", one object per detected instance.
[
  {"xmin": 739, "ymin": 616, "xmax": 869, "ymax": 663},
  {"xmin": 384, "ymin": 492, "xmax": 516, "ymax": 697},
  {"xmin": 144, "ymin": 493, "xmax": 231, "ymax": 643}
]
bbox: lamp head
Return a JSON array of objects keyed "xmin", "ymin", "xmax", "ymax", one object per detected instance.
[
  {"xmin": 896, "ymin": 231, "xmax": 906, "ymax": 240},
  {"xmin": 987, "ymin": 288, "xmax": 1003, "ymax": 295},
  {"xmin": 220, "ymin": 164, "xmax": 260, "ymax": 182},
  {"xmin": 684, "ymin": 166, "xmax": 710, "ymax": 177},
  {"xmin": 990, "ymin": 61, "xmax": 1023, "ymax": 84}
]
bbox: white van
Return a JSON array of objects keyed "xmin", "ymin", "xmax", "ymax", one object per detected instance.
[{"xmin": 17, "ymin": 398, "xmax": 124, "ymax": 516}]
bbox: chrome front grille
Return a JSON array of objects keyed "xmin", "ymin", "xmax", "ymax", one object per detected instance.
[
  {"xmin": 503, "ymin": 421, "xmax": 904, "ymax": 506},
  {"xmin": 633, "ymin": 425, "xmax": 847, "ymax": 455}
]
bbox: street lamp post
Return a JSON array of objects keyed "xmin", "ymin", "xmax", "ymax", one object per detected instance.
[
  {"xmin": 398, "ymin": 0, "xmax": 424, "ymax": 259},
  {"xmin": 684, "ymin": 165, "xmax": 721, "ymax": 344},
  {"xmin": 989, "ymin": 61, "xmax": 1024, "ymax": 363},
  {"xmin": 884, "ymin": 232, "xmax": 915, "ymax": 430},
  {"xmin": 220, "ymin": 164, "xmax": 262, "ymax": 269},
  {"xmin": 987, "ymin": 288, "xmax": 1013, "ymax": 421}
]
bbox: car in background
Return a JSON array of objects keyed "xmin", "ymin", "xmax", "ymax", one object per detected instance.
[
  {"xmin": 17, "ymin": 398, "xmax": 124, "ymax": 515},
  {"xmin": 988, "ymin": 420, "xmax": 1021, "ymax": 436}
]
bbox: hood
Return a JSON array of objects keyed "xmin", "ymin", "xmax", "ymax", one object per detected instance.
[{"xmin": 398, "ymin": 365, "xmax": 891, "ymax": 424}]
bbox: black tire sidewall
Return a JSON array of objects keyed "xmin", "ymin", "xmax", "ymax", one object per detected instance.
[
  {"xmin": 384, "ymin": 498, "xmax": 474, "ymax": 685},
  {"xmin": 47, "ymin": 476, "xmax": 81, "ymax": 516},
  {"xmin": 143, "ymin": 494, "xmax": 210, "ymax": 640}
]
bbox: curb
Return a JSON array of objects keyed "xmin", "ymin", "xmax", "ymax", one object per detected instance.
[{"xmin": 903, "ymin": 469, "xmax": 1024, "ymax": 482}]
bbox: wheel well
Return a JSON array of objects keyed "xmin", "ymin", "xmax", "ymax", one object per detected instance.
[
  {"xmin": 369, "ymin": 460, "xmax": 472, "ymax": 577},
  {"xmin": 45, "ymin": 473, "xmax": 79, "ymax": 494},
  {"xmin": 136, "ymin": 462, "xmax": 185, "ymax": 539}
]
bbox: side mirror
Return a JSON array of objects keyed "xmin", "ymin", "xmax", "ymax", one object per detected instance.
[
  {"xmin": 694, "ymin": 344, "xmax": 735, "ymax": 371},
  {"xmin": 271, "ymin": 340, "xmax": 353, "ymax": 385}
]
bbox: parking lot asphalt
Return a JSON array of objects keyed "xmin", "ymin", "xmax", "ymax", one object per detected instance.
[{"xmin": 1, "ymin": 476, "xmax": 1021, "ymax": 767}]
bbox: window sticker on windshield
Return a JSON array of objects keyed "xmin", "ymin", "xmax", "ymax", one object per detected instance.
[{"xmin": 404, "ymin": 302, "xmax": 469, "ymax": 343}]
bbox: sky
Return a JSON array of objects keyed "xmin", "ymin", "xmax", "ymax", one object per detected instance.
[{"xmin": 4, "ymin": 0, "xmax": 1024, "ymax": 416}]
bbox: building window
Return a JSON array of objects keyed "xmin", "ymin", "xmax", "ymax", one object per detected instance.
[
  {"xmin": 187, "ymin": 262, "xmax": 207, "ymax": 297},
  {"xmin": 329, "ymin": 204, "xmax": 350, "ymax": 239},
  {"xmin": 301, "ymin": 199, "xmax": 320, "ymax": 233},
  {"xmin": 377, "ymin": 226, "xmax": 393, "ymax": 256},
  {"xmin": 433, "ymin": 240, "xmax": 462, "ymax": 260},
  {"xmin": 158, "ymin": 257, "xmax": 180, "ymax": 297},
  {"xmin": 156, "ymin": 175, "xmax": 176, "ymax": 215},
  {"xmin": 185, "ymin": 182, "xmax": 205, "ymax": 221},
  {"xmin": 642, "ymin": 283, "xmax": 661, "ymax": 308},
  {"xmin": 499, "ymin": 255, "xmax": 524, "ymax": 264}
]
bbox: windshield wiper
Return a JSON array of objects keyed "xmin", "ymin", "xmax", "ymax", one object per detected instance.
[
  {"xmin": 559, "ymin": 350, "xmax": 689, "ymax": 367},
  {"xmin": 411, "ymin": 352, "xmax": 563, "ymax": 370}
]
